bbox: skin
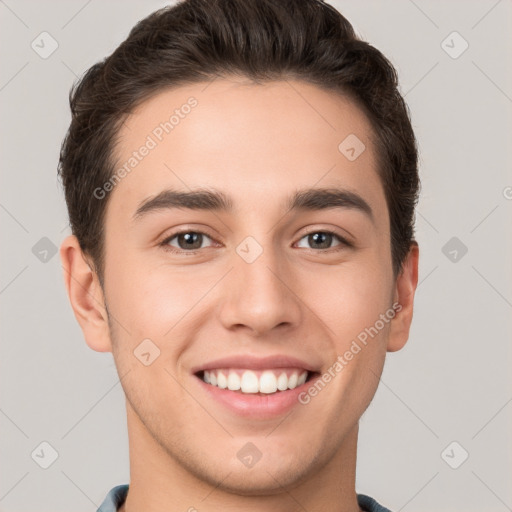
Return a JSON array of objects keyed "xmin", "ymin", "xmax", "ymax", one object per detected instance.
[{"xmin": 60, "ymin": 78, "xmax": 419, "ymax": 512}]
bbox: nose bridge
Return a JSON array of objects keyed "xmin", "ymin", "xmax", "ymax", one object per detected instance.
[{"xmin": 218, "ymin": 234, "xmax": 301, "ymax": 334}]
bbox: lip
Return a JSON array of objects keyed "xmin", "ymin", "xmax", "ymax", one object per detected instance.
[
  {"xmin": 190, "ymin": 355, "xmax": 322, "ymax": 420},
  {"xmin": 190, "ymin": 354, "xmax": 321, "ymax": 374},
  {"xmin": 194, "ymin": 371, "xmax": 320, "ymax": 419}
]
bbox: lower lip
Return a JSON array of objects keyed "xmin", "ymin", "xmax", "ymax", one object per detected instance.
[{"xmin": 194, "ymin": 374, "xmax": 317, "ymax": 419}]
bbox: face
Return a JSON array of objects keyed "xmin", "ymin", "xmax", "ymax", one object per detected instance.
[{"xmin": 64, "ymin": 78, "xmax": 417, "ymax": 494}]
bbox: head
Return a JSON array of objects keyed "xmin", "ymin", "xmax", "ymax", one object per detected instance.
[{"xmin": 59, "ymin": 0, "xmax": 419, "ymax": 496}]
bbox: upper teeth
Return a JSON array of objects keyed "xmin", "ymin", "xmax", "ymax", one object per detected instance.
[{"xmin": 203, "ymin": 369, "xmax": 308, "ymax": 394}]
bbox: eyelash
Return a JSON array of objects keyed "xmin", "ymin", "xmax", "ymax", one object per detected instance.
[{"xmin": 159, "ymin": 228, "xmax": 352, "ymax": 255}]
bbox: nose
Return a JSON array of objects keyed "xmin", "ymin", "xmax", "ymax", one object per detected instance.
[{"xmin": 218, "ymin": 242, "xmax": 302, "ymax": 337}]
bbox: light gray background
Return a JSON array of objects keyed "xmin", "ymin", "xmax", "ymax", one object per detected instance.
[{"xmin": 1, "ymin": 1, "xmax": 511, "ymax": 511}]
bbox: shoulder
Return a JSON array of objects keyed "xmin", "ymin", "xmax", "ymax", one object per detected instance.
[
  {"xmin": 357, "ymin": 493, "xmax": 393, "ymax": 512},
  {"xmin": 96, "ymin": 484, "xmax": 129, "ymax": 512}
]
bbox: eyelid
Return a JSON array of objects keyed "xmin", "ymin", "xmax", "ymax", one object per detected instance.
[
  {"xmin": 159, "ymin": 227, "xmax": 219, "ymax": 251},
  {"xmin": 294, "ymin": 228, "xmax": 352, "ymax": 249},
  {"xmin": 295, "ymin": 224, "xmax": 353, "ymax": 244}
]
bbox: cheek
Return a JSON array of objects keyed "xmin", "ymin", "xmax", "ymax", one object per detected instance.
[
  {"xmin": 104, "ymin": 249, "xmax": 185, "ymax": 339},
  {"xmin": 107, "ymin": 260, "xmax": 225, "ymax": 366},
  {"xmin": 303, "ymin": 259, "xmax": 393, "ymax": 343}
]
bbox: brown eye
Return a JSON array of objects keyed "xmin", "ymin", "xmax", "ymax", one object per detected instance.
[
  {"xmin": 296, "ymin": 231, "xmax": 347, "ymax": 251},
  {"xmin": 309, "ymin": 232, "xmax": 333, "ymax": 249},
  {"xmin": 163, "ymin": 231, "xmax": 214, "ymax": 252}
]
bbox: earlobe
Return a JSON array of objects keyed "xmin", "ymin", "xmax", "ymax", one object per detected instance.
[
  {"xmin": 59, "ymin": 235, "xmax": 113, "ymax": 353},
  {"xmin": 387, "ymin": 242, "xmax": 419, "ymax": 353}
]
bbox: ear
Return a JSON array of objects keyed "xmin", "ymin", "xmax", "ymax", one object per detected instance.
[
  {"xmin": 60, "ymin": 235, "xmax": 113, "ymax": 353},
  {"xmin": 387, "ymin": 242, "xmax": 419, "ymax": 352}
]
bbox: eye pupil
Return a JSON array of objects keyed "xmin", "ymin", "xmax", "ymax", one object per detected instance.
[
  {"xmin": 179, "ymin": 232, "xmax": 202, "ymax": 249},
  {"xmin": 309, "ymin": 232, "xmax": 332, "ymax": 249}
]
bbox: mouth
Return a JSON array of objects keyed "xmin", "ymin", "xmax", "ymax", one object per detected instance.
[
  {"xmin": 195, "ymin": 368, "xmax": 318, "ymax": 395},
  {"xmin": 190, "ymin": 354, "xmax": 322, "ymax": 419}
]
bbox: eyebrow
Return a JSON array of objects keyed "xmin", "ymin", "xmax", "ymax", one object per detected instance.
[{"xmin": 132, "ymin": 186, "xmax": 374, "ymax": 223}]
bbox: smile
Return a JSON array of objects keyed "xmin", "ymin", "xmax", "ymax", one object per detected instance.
[{"xmin": 191, "ymin": 354, "xmax": 322, "ymax": 418}]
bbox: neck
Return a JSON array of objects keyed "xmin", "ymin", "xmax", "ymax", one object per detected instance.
[{"xmin": 120, "ymin": 399, "xmax": 362, "ymax": 512}]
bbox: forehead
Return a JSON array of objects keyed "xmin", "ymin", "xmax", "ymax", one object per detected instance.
[{"xmin": 107, "ymin": 78, "xmax": 385, "ymax": 221}]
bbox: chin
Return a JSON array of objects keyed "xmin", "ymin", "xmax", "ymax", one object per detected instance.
[{"xmin": 205, "ymin": 462, "xmax": 314, "ymax": 496}]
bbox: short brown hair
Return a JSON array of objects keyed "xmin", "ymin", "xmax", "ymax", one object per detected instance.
[{"xmin": 58, "ymin": 0, "xmax": 420, "ymax": 285}]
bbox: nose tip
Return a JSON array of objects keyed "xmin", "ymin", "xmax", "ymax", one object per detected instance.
[{"xmin": 218, "ymin": 252, "xmax": 302, "ymax": 336}]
